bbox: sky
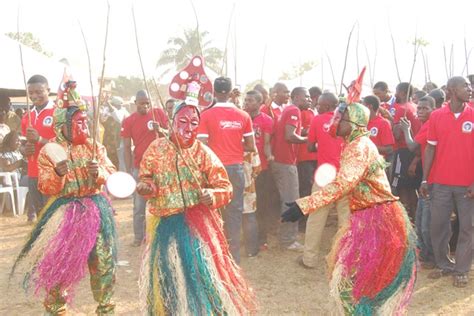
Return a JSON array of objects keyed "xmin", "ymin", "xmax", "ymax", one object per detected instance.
[{"xmin": 1, "ymin": 0, "xmax": 474, "ymax": 96}]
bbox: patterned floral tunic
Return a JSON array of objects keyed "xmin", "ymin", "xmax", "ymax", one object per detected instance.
[
  {"xmin": 139, "ymin": 137, "xmax": 232, "ymax": 217},
  {"xmin": 38, "ymin": 139, "xmax": 115, "ymax": 197},
  {"xmin": 297, "ymin": 136, "xmax": 397, "ymax": 213}
]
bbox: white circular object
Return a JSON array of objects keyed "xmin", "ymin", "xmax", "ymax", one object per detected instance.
[
  {"xmin": 179, "ymin": 71, "xmax": 189, "ymax": 80},
  {"xmin": 314, "ymin": 163, "xmax": 337, "ymax": 188},
  {"xmin": 106, "ymin": 171, "xmax": 137, "ymax": 198},
  {"xmin": 170, "ymin": 82, "xmax": 180, "ymax": 92},
  {"xmin": 192, "ymin": 57, "xmax": 202, "ymax": 66},
  {"xmin": 43, "ymin": 143, "xmax": 67, "ymax": 164}
]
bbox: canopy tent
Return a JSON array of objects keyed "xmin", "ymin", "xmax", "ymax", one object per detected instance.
[{"xmin": 0, "ymin": 34, "xmax": 98, "ymax": 98}]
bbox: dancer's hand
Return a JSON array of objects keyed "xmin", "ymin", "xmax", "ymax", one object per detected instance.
[
  {"xmin": 88, "ymin": 161, "xmax": 99, "ymax": 178},
  {"xmin": 281, "ymin": 202, "xmax": 304, "ymax": 222},
  {"xmin": 55, "ymin": 160, "xmax": 69, "ymax": 177},
  {"xmin": 136, "ymin": 182, "xmax": 153, "ymax": 196},
  {"xmin": 199, "ymin": 189, "xmax": 213, "ymax": 206}
]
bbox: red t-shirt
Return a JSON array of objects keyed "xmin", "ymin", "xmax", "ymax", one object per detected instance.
[
  {"xmin": 252, "ymin": 112, "xmax": 273, "ymax": 170},
  {"xmin": 121, "ymin": 108, "xmax": 168, "ymax": 168},
  {"xmin": 368, "ymin": 114, "xmax": 395, "ymax": 156},
  {"xmin": 297, "ymin": 109, "xmax": 317, "ymax": 162},
  {"xmin": 21, "ymin": 101, "xmax": 56, "ymax": 177},
  {"xmin": 427, "ymin": 104, "xmax": 474, "ymax": 186},
  {"xmin": 197, "ymin": 103, "xmax": 254, "ymax": 165},
  {"xmin": 308, "ymin": 111, "xmax": 343, "ymax": 170},
  {"xmin": 260, "ymin": 102, "xmax": 283, "ymax": 124},
  {"xmin": 393, "ymin": 102, "xmax": 421, "ymax": 150},
  {"xmin": 272, "ymin": 105, "xmax": 301, "ymax": 165}
]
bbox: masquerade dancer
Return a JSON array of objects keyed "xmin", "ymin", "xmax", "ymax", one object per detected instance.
[
  {"xmin": 11, "ymin": 81, "xmax": 117, "ymax": 315},
  {"xmin": 137, "ymin": 56, "xmax": 257, "ymax": 315},
  {"xmin": 282, "ymin": 69, "xmax": 417, "ymax": 315}
]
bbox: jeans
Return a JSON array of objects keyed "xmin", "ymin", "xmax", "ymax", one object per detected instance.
[
  {"xmin": 242, "ymin": 212, "xmax": 259, "ymax": 256},
  {"xmin": 430, "ymin": 184, "xmax": 473, "ymax": 273},
  {"xmin": 132, "ymin": 169, "xmax": 147, "ymax": 242},
  {"xmin": 297, "ymin": 160, "xmax": 317, "ymax": 198},
  {"xmin": 271, "ymin": 162, "xmax": 300, "ymax": 247},
  {"xmin": 415, "ymin": 190, "xmax": 434, "ymax": 263},
  {"xmin": 255, "ymin": 170, "xmax": 275, "ymax": 245},
  {"xmin": 27, "ymin": 177, "xmax": 47, "ymax": 221},
  {"xmin": 222, "ymin": 164, "xmax": 245, "ymax": 264}
]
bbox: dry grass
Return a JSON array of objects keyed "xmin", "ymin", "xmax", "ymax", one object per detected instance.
[{"xmin": 1, "ymin": 198, "xmax": 473, "ymax": 315}]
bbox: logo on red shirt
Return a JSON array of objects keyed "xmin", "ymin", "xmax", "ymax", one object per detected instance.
[
  {"xmin": 147, "ymin": 120, "xmax": 154, "ymax": 131},
  {"xmin": 370, "ymin": 127, "xmax": 378, "ymax": 136},
  {"xmin": 462, "ymin": 121, "xmax": 473, "ymax": 133},
  {"xmin": 43, "ymin": 116, "xmax": 53, "ymax": 127},
  {"xmin": 219, "ymin": 120, "xmax": 242, "ymax": 129}
]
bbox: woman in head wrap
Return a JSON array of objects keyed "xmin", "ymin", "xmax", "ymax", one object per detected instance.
[{"xmin": 282, "ymin": 100, "xmax": 417, "ymax": 315}]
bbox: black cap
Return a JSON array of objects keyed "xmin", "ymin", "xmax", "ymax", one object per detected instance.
[{"xmin": 214, "ymin": 77, "xmax": 232, "ymax": 94}]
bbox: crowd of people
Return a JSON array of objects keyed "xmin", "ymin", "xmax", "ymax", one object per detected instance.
[{"xmin": 1, "ymin": 68, "xmax": 473, "ymax": 314}]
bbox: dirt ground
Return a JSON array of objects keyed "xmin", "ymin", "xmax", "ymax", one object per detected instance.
[{"xmin": 1, "ymin": 198, "xmax": 473, "ymax": 315}]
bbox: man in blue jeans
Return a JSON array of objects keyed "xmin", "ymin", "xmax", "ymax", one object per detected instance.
[
  {"xmin": 198, "ymin": 77, "xmax": 256, "ymax": 263},
  {"xmin": 121, "ymin": 90, "xmax": 168, "ymax": 246}
]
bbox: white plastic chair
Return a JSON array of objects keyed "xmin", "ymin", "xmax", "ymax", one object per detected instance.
[
  {"xmin": 0, "ymin": 172, "xmax": 19, "ymax": 216},
  {"xmin": 0, "ymin": 172, "xmax": 23, "ymax": 216}
]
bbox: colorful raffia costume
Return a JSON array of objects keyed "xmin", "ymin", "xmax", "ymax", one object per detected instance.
[
  {"xmin": 11, "ymin": 81, "xmax": 117, "ymax": 315},
  {"xmin": 138, "ymin": 56, "xmax": 257, "ymax": 315},
  {"xmin": 294, "ymin": 101, "xmax": 417, "ymax": 315}
]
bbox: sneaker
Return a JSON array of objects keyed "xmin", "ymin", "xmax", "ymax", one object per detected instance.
[{"xmin": 285, "ymin": 241, "xmax": 304, "ymax": 252}]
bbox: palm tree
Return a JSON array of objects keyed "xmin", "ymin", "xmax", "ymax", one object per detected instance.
[{"xmin": 156, "ymin": 29, "xmax": 223, "ymax": 77}]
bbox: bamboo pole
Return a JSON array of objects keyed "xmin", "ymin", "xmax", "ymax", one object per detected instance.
[
  {"xmin": 339, "ymin": 22, "xmax": 357, "ymax": 96},
  {"xmin": 16, "ymin": 6, "xmax": 30, "ymax": 126},
  {"xmin": 388, "ymin": 19, "xmax": 401, "ymax": 83}
]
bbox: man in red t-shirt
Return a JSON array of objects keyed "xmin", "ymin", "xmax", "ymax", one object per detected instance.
[
  {"xmin": 271, "ymin": 87, "xmax": 308, "ymax": 251},
  {"xmin": 244, "ymin": 90, "xmax": 275, "ymax": 250},
  {"xmin": 373, "ymin": 81, "xmax": 396, "ymax": 123},
  {"xmin": 299, "ymin": 92, "xmax": 349, "ymax": 269},
  {"xmin": 21, "ymin": 75, "xmax": 56, "ymax": 223},
  {"xmin": 391, "ymin": 82, "xmax": 422, "ymax": 221},
  {"xmin": 421, "ymin": 77, "xmax": 474, "ymax": 286},
  {"xmin": 121, "ymin": 90, "xmax": 168, "ymax": 246},
  {"xmin": 260, "ymin": 82, "xmax": 289, "ymax": 123},
  {"xmin": 362, "ymin": 95, "xmax": 394, "ymax": 159},
  {"xmin": 400, "ymin": 96, "xmax": 436, "ymax": 268},
  {"xmin": 198, "ymin": 77, "xmax": 256, "ymax": 263}
]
